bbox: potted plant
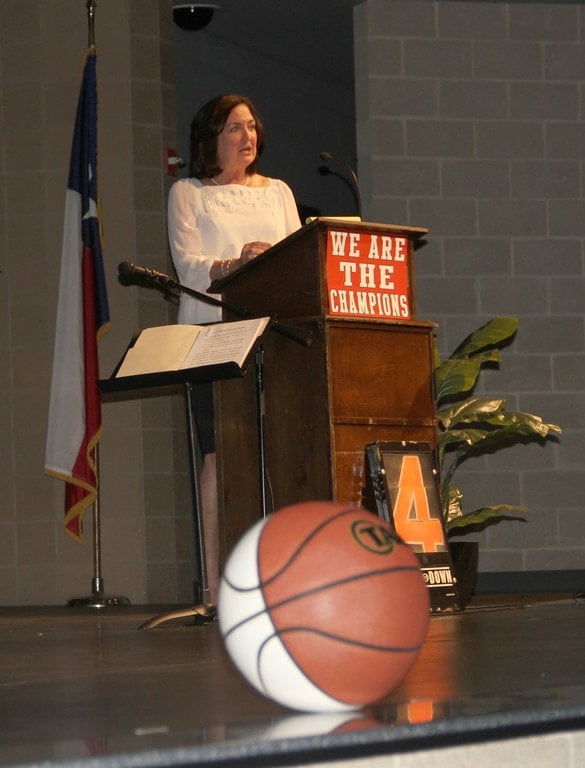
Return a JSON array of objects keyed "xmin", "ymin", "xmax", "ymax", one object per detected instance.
[{"xmin": 434, "ymin": 316, "xmax": 562, "ymax": 604}]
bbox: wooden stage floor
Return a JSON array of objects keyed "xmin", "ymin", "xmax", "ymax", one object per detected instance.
[{"xmin": 1, "ymin": 594, "xmax": 584, "ymax": 768}]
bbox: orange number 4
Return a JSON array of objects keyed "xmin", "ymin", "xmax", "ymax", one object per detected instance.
[{"xmin": 391, "ymin": 455, "xmax": 446, "ymax": 553}]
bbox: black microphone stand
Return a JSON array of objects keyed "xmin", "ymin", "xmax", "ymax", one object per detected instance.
[
  {"xmin": 123, "ymin": 266, "xmax": 312, "ymax": 629},
  {"xmin": 319, "ymin": 151, "xmax": 363, "ymax": 220},
  {"xmin": 119, "ymin": 263, "xmax": 313, "ymax": 348}
]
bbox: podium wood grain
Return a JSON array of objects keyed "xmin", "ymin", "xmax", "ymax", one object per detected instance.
[{"xmin": 213, "ymin": 220, "xmax": 436, "ymax": 560}]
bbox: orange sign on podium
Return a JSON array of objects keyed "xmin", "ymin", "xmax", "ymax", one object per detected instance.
[{"xmin": 325, "ymin": 225, "xmax": 413, "ymax": 320}]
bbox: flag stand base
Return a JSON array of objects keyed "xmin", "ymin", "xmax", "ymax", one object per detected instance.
[
  {"xmin": 67, "ymin": 594, "xmax": 131, "ymax": 609},
  {"xmin": 67, "ymin": 578, "xmax": 131, "ymax": 609},
  {"xmin": 65, "ymin": 457, "xmax": 131, "ymax": 610}
]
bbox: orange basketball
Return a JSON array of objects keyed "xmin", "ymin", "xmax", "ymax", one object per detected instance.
[{"xmin": 218, "ymin": 501, "xmax": 429, "ymax": 712}]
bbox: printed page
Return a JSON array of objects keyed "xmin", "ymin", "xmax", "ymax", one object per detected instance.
[
  {"xmin": 116, "ymin": 325, "xmax": 201, "ymax": 377},
  {"xmin": 181, "ymin": 317, "xmax": 270, "ymax": 369}
]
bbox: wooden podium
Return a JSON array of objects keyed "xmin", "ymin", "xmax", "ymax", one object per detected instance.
[{"xmin": 211, "ymin": 218, "xmax": 437, "ymax": 559}]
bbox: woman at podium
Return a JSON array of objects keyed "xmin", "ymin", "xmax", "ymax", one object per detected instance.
[{"xmin": 167, "ymin": 93, "xmax": 301, "ymax": 606}]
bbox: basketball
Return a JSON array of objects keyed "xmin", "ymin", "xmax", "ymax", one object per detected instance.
[{"xmin": 218, "ymin": 501, "xmax": 430, "ymax": 712}]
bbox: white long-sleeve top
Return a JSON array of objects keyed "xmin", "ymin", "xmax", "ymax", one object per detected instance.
[{"xmin": 167, "ymin": 177, "xmax": 301, "ymax": 324}]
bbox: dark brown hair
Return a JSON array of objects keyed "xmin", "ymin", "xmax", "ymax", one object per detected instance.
[{"xmin": 188, "ymin": 94, "xmax": 265, "ymax": 179}]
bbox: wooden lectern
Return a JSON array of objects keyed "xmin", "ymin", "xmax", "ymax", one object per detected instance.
[{"xmin": 211, "ymin": 218, "xmax": 437, "ymax": 559}]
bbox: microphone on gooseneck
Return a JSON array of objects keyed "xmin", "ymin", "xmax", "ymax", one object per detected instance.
[
  {"xmin": 118, "ymin": 261, "xmax": 175, "ymax": 287},
  {"xmin": 319, "ymin": 151, "xmax": 362, "ymax": 220}
]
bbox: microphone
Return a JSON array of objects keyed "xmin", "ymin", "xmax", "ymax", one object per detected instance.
[
  {"xmin": 118, "ymin": 261, "xmax": 175, "ymax": 287},
  {"xmin": 319, "ymin": 151, "xmax": 362, "ymax": 219},
  {"xmin": 118, "ymin": 261, "xmax": 313, "ymax": 346}
]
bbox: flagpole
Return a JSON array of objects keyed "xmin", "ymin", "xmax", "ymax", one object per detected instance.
[
  {"xmin": 67, "ymin": 0, "xmax": 130, "ymax": 610},
  {"xmin": 87, "ymin": 0, "xmax": 96, "ymax": 49},
  {"xmin": 68, "ymin": 447, "xmax": 130, "ymax": 608},
  {"xmin": 92, "ymin": 446, "xmax": 103, "ymax": 595}
]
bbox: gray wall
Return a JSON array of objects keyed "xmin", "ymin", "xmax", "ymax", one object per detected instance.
[
  {"xmin": 355, "ymin": 0, "xmax": 585, "ymax": 581},
  {"xmin": 0, "ymin": 0, "xmax": 194, "ymax": 607}
]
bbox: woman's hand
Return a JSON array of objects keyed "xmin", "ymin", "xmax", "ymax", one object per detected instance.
[
  {"xmin": 210, "ymin": 241, "xmax": 273, "ymax": 282},
  {"xmin": 238, "ymin": 241, "xmax": 272, "ymax": 265}
]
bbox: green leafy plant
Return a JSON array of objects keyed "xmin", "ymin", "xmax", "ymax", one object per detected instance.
[{"xmin": 435, "ymin": 316, "xmax": 561, "ymax": 534}]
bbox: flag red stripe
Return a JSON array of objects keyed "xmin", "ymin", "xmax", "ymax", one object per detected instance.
[{"xmin": 65, "ymin": 243, "xmax": 102, "ymax": 540}]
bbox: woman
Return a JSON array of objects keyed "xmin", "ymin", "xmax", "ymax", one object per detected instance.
[{"xmin": 167, "ymin": 94, "xmax": 301, "ymax": 609}]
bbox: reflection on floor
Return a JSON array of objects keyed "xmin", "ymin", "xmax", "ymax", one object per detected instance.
[{"xmin": 0, "ymin": 594, "xmax": 584, "ymax": 768}]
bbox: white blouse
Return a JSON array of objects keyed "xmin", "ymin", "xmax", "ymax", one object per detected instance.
[{"xmin": 167, "ymin": 177, "xmax": 301, "ymax": 324}]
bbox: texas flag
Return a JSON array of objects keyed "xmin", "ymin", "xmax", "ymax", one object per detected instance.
[{"xmin": 44, "ymin": 49, "xmax": 110, "ymax": 544}]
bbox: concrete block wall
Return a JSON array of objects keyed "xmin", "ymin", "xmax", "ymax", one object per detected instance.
[
  {"xmin": 0, "ymin": 0, "xmax": 194, "ymax": 607},
  {"xmin": 355, "ymin": 0, "xmax": 585, "ymax": 581}
]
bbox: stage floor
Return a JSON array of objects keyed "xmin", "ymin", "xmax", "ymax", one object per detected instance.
[{"xmin": 1, "ymin": 595, "xmax": 584, "ymax": 768}]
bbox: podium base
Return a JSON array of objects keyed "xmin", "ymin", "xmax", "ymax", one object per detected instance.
[{"xmin": 139, "ymin": 603, "xmax": 216, "ymax": 630}]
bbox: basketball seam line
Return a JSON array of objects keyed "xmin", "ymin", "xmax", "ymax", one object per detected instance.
[
  {"xmin": 255, "ymin": 626, "xmax": 422, "ymax": 705},
  {"xmin": 222, "ymin": 564, "xmax": 423, "ymax": 641},
  {"xmin": 254, "ymin": 507, "xmax": 368, "ymax": 589}
]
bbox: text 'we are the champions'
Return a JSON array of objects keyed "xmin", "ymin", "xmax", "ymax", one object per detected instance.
[{"xmin": 326, "ymin": 229, "xmax": 411, "ymax": 320}]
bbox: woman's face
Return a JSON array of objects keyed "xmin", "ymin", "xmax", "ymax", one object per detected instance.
[{"xmin": 216, "ymin": 103, "xmax": 258, "ymax": 174}]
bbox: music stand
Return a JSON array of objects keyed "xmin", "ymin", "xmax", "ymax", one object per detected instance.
[
  {"xmin": 99, "ymin": 323, "xmax": 271, "ymax": 628},
  {"xmin": 106, "ymin": 266, "xmax": 312, "ymax": 629}
]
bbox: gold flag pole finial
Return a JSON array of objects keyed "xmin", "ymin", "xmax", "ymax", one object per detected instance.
[{"xmin": 87, "ymin": 0, "xmax": 96, "ymax": 49}]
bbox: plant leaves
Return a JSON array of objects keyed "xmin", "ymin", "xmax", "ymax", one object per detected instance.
[
  {"xmin": 447, "ymin": 504, "xmax": 527, "ymax": 532},
  {"xmin": 456, "ymin": 423, "xmax": 560, "ymax": 459},
  {"xmin": 435, "ymin": 358, "xmax": 483, "ymax": 402},
  {"xmin": 433, "ymin": 316, "xmax": 560, "ymax": 533},
  {"xmin": 439, "ymin": 406, "xmax": 561, "ymax": 452},
  {"xmin": 445, "ymin": 485, "xmax": 463, "ymax": 524},
  {"xmin": 449, "ymin": 316, "xmax": 518, "ymax": 360},
  {"xmin": 478, "ymin": 410, "xmax": 562, "ymax": 438},
  {"xmin": 435, "ymin": 352, "xmax": 503, "ymax": 402},
  {"xmin": 438, "ymin": 396, "xmax": 506, "ymax": 430}
]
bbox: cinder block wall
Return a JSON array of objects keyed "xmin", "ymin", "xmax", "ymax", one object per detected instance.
[
  {"xmin": 355, "ymin": 0, "xmax": 585, "ymax": 583},
  {"xmin": 0, "ymin": 0, "xmax": 194, "ymax": 607}
]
